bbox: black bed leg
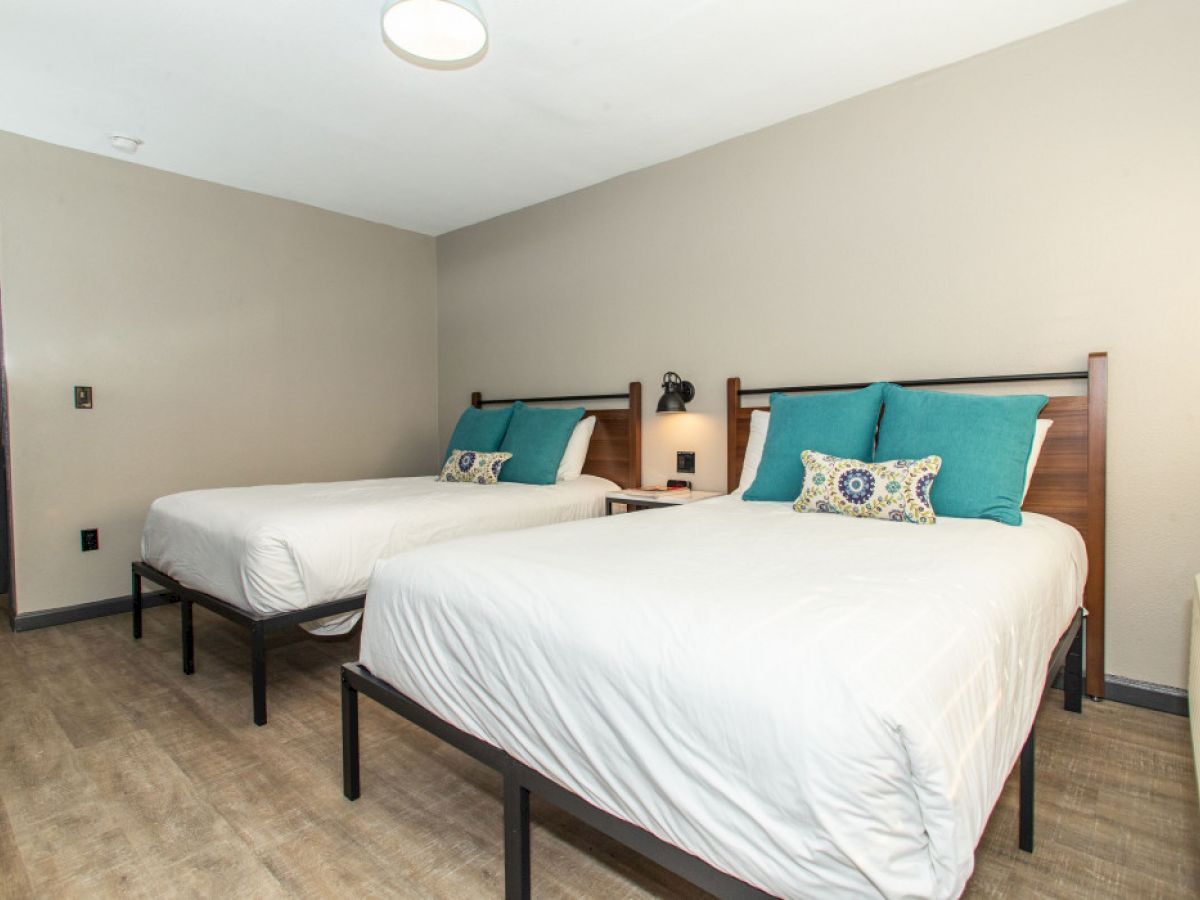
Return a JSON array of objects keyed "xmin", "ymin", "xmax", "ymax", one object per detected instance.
[
  {"xmin": 1064, "ymin": 623, "xmax": 1084, "ymax": 714},
  {"xmin": 504, "ymin": 775, "xmax": 531, "ymax": 900},
  {"xmin": 131, "ymin": 568, "xmax": 143, "ymax": 640},
  {"xmin": 342, "ymin": 669, "xmax": 361, "ymax": 801},
  {"xmin": 251, "ymin": 623, "xmax": 267, "ymax": 726},
  {"xmin": 1019, "ymin": 727, "xmax": 1035, "ymax": 852},
  {"xmin": 181, "ymin": 598, "xmax": 195, "ymax": 675}
]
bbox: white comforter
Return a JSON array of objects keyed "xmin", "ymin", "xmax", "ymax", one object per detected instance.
[
  {"xmin": 359, "ymin": 497, "xmax": 1086, "ymax": 899},
  {"xmin": 141, "ymin": 475, "xmax": 615, "ymax": 633}
]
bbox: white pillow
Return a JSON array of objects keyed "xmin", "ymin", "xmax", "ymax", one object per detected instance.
[
  {"xmin": 735, "ymin": 410, "xmax": 770, "ymax": 495},
  {"xmin": 557, "ymin": 416, "xmax": 596, "ymax": 482},
  {"xmin": 1021, "ymin": 419, "xmax": 1053, "ymax": 504}
]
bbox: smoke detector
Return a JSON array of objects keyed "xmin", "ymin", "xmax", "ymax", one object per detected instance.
[{"xmin": 109, "ymin": 135, "xmax": 143, "ymax": 154}]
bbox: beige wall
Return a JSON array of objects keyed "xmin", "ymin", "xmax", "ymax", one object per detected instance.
[
  {"xmin": 0, "ymin": 131, "xmax": 438, "ymax": 615},
  {"xmin": 437, "ymin": 0, "xmax": 1200, "ymax": 688}
]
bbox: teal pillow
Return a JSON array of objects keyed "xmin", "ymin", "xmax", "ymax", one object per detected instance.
[
  {"xmin": 444, "ymin": 405, "xmax": 515, "ymax": 463},
  {"xmin": 874, "ymin": 384, "xmax": 1048, "ymax": 525},
  {"xmin": 499, "ymin": 401, "xmax": 584, "ymax": 485},
  {"xmin": 743, "ymin": 384, "xmax": 885, "ymax": 502}
]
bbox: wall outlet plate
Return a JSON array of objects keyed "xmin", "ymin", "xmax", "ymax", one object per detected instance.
[
  {"xmin": 676, "ymin": 451, "xmax": 696, "ymax": 474},
  {"xmin": 81, "ymin": 529, "xmax": 99, "ymax": 552}
]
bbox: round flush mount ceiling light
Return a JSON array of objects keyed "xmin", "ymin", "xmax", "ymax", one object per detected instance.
[
  {"xmin": 109, "ymin": 135, "xmax": 143, "ymax": 154},
  {"xmin": 381, "ymin": 0, "xmax": 488, "ymax": 69}
]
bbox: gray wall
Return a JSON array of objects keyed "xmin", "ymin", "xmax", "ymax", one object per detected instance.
[
  {"xmin": 436, "ymin": 0, "xmax": 1200, "ymax": 688},
  {"xmin": 0, "ymin": 131, "xmax": 439, "ymax": 615}
]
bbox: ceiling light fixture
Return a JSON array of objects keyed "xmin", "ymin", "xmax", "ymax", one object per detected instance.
[{"xmin": 381, "ymin": 0, "xmax": 488, "ymax": 70}]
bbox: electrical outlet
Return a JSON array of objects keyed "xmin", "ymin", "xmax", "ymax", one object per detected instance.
[
  {"xmin": 74, "ymin": 386, "xmax": 93, "ymax": 409},
  {"xmin": 81, "ymin": 529, "xmax": 99, "ymax": 552},
  {"xmin": 676, "ymin": 451, "xmax": 696, "ymax": 474}
]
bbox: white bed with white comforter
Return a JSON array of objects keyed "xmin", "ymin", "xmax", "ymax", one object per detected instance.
[
  {"xmin": 142, "ymin": 474, "xmax": 615, "ymax": 632},
  {"xmin": 359, "ymin": 496, "xmax": 1086, "ymax": 898}
]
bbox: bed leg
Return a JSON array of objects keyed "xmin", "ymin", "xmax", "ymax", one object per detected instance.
[
  {"xmin": 131, "ymin": 567, "xmax": 143, "ymax": 640},
  {"xmin": 1019, "ymin": 727, "xmax": 1035, "ymax": 852},
  {"xmin": 503, "ymin": 775, "xmax": 531, "ymax": 900},
  {"xmin": 181, "ymin": 598, "xmax": 195, "ymax": 675},
  {"xmin": 1064, "ymin": 623, "xmax": 1084, "ymax": 713},
  {"xmin": 251, "ymin": 623, "xmax": 267, "ymax": 726},
  {"xmin": 342, "ymin": 669, "xmax": 361, "ymax": 801}
]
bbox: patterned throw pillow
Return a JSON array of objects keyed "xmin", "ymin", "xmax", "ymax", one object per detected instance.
[
  {"xmin": 438, "ymin": 449, "xmax": 513, "ymax": 485},
  {"xmin": 794, "ymin": 450, "xmax": 942, "ymax": 524}
]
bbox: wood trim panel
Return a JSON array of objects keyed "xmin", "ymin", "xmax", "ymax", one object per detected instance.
[
  {"xmin": 726, "ymin": 377, "xmax": 741, "ymax": 494},
  {"xmin": 580, "ymin": 382, "xmax": 641, "ymax": 488},
  {"xmin": 1023, "ymin": 398, "xmax": 1088, "ymax": 534},
  {"xmin": 726, "ymin": 354, "xmax": 1108, "ymax": 695},
  {"xmin": 626, "ymin": 381, "xmax": 642, "ymax": 489},
  {"xmin": 1085, "ymin": 351, "xmax": 1108, "ymax": 698}
]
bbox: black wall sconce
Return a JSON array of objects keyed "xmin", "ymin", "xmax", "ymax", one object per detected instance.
[{"xmin": 656, "ymin": 371, "xmax": 695, "ymax": 413}]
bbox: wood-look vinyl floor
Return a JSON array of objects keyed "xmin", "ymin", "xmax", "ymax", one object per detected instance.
[{"xmin": 1, "ymin": 605, "xmax": 1197, "ymax": 899}]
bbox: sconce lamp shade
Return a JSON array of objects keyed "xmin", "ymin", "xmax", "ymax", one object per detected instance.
[{"xmin": 656, "ymin": 372, "xmax": 695, "ymax": 413}]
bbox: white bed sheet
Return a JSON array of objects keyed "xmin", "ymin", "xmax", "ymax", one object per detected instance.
[
  {"xmin": 141, "ymin": 475, "xmax": 616, "ymax": 633},
  {"xmin": 359, "ymin": 497, "xmax": 1086, "ymax": 899}
]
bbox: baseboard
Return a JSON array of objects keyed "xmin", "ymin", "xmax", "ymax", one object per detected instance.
[
  {"xmin": 11, "ymin": 590, "xmax": 174, "ymax": 632},
  {"xmin": 1105, "ymin": 675, "xmax": 1189, "ymax": 717}
]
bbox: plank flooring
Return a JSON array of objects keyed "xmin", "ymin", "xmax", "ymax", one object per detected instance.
[{"xmin": 1, "ymin": 604, "xmax": 1197, "ymax": 898}]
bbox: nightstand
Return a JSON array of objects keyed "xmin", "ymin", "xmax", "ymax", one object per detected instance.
[{"xmin": 604, "ymin": 489, "xmax": 724, "ymax": 515}]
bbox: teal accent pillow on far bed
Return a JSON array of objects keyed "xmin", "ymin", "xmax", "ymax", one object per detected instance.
[
  {"xmin": 499, "ymin": 401, "xmax": 585, "ymax": 485},
  {"xmin": 444, "ymin": 404, "xmax": 515, "ymax": 463},
  {"xmin": 743, "ymin": 383, "xmax": 885, "ymax": 502},
  {"xmin": 874, "ymin": 383, "xmax": 1047, "ymax": 525}
]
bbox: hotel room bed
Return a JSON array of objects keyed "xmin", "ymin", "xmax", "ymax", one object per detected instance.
[
  {"xmin": 132, "ymin": 383, "xmax": 642, "ymax": 725},
  {"xmin": 357, "ymin": 498, "xmax": 1086, "ymax": 898},
  {"xmin": 342, "ymin": 355, "xmax": 1106, "ymax": 899},
  {"xmin": 142, "ymin": 474, "xmax": 617, "ymax": 632}
]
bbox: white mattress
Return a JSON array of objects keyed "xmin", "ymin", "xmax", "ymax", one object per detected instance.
[
  {"xmin": 141, "ymin": 475, "xmax": 616, "ymax": 628},
  {"xmin": 359, "ymin": 497, "xmax": 1086, "ymax": 899}
]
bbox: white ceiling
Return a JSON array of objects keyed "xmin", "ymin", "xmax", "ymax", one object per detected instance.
[{"xmin": 0, "ymin": 0, "xmax": 1125, "ymax": 236}]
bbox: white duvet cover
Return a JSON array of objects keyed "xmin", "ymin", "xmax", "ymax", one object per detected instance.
[
  {"xmin": 141, "ymin": 475, "xmax": 615, "ymax": 633},
  {"xmin": 359, "ymin": 497, "xmax": 1086, "ymax": 899}
]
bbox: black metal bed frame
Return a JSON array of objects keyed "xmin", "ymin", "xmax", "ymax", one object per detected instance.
[
  {"xmin": 737, "ymin": 369, "xmax": 1089, "ymax": 397},
  {"xmin": 129, "ymin": 384, "xmax": 642, "ymax": 727},
  {"xmin": 342, "ymin": 609, "xmax": 1084, "ymax": 898},
  {"xmin": 132, "ymin": 561, "xmax": 364, "ymax": 726}
]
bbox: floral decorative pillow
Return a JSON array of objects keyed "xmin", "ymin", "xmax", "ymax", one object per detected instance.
[
  {"xmin": 794, "ymin": 450, "xmax": 942, "ymax": 524},
  {"xmin": 439, "ymin": 449, "xmax": 513, "ymax": 484}
]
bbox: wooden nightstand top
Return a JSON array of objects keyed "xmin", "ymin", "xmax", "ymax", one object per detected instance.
[{"xmin": 604, "ymin": 489, "xmax": 724, "ymax": 513}]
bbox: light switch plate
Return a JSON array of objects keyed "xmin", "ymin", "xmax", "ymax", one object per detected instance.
[
  {"xmin": 676, "ymin": 451, "xmax": 696, "ymax": 474},
  {"xmin": 74, "ymin": 386, "xmax": 93, "ymax": 409}
]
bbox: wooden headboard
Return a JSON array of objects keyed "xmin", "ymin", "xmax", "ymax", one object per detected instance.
[
  {"xmin": 726, "ymin": 352, "xmax": 1108, "ymax": 698},
  {"xmin": 471, "ymin": 383, "xmax": 642, "ymax": 489}
]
